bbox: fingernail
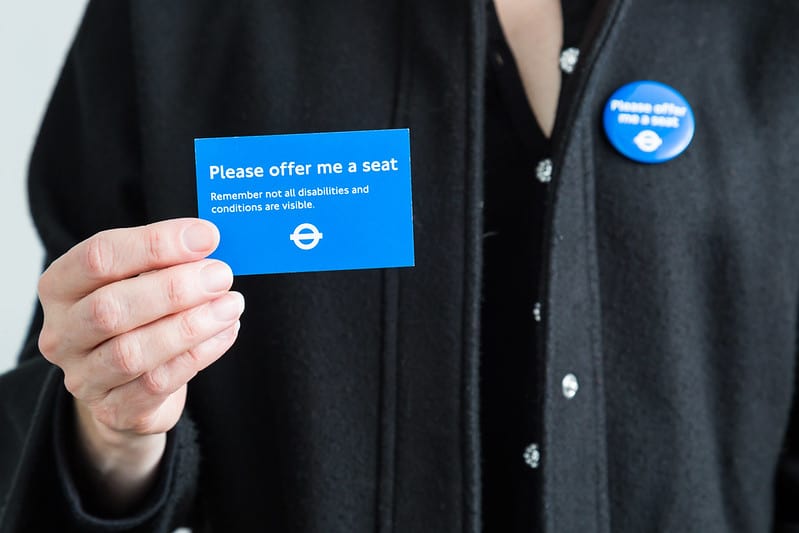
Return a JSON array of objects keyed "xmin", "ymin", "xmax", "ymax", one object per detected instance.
[
  {"xmin": 183, "ymin": 223, "xmax": 217, "ymax": 252},
  {"xmin": 215, "ymin": 320, "xmax": 240, "ymax": 341},
  {"xmin": 200, "ymin": 262, "xmax": 232, "ymax": 293},
  {"xmin": 211, "ymin": 293, "xmax": 244, "ymax": 322}
]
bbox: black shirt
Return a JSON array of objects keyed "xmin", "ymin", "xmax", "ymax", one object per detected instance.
[{"xmin": 481, "ymin": 1, "xmax": 595, "ymax": 530}]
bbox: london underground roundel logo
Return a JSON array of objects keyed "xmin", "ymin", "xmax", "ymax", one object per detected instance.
[{"xmin": 290, "ymin": 223, "xmax": 323, "ymax": 250}]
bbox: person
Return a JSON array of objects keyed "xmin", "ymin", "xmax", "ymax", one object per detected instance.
[{"xmin": 1, "ymin": 0, "xmax": 798, "ymax": 531}]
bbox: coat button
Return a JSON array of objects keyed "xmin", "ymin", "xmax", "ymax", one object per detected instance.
[
  {"xmin": 536, "ymin": 158, "xmax": 553, "ymax": 183},
  {"xmin": 533, "ymin": 302, "xmax": 542, "ymax": 322},
  {"xmin": 559, "ymin": 47, "xmax": 580, "ymax": 74},
  {"xmin": 562, "ymin": 373, "xmax": 579, "ymax": 399},
  {"xmin": 523, "ymin": 443, "xmax": 541, "ymax": 469}
]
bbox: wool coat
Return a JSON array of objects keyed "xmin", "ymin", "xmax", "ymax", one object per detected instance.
[{"xmin": 1, "ymin": 0, "xmax": 798, "ymax": 531}]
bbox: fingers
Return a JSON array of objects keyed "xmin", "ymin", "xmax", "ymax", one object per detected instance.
[
  {"xmin": 39, "ymin": 218, "xmax": 219, "ymax": 302},
  {"xmin": 92, "ymin": 322, "xmax": 240, "ymax": 434},
  {"xmin": 62, "ymin": 259, "xmax": 233, "ymax": 353},
  {"xmin": 65, "ymin": 292, "xmax": 244, "ymax": 401},
  {"xmin": 36, "ymin": 219, "xmax": 243, "ymax": 455}
]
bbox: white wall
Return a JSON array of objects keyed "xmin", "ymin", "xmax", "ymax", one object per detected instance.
[{"xmin": 0, "ymin": 1, "xmax": 89, "ymax": 373}]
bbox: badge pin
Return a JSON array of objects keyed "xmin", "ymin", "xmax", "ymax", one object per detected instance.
[{"xmin": 603, "ymin": 80, "xmax": 695, "ymax": 164}]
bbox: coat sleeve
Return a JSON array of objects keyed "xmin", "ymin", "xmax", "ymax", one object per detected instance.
[{"xmin": 1, "ymin": 2, "xmax": 200, "ymax": 531}]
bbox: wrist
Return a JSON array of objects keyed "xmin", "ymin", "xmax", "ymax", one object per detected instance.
[{"xmin": 72, "ymin": 400, "xmax": 166, "ymax": 514}]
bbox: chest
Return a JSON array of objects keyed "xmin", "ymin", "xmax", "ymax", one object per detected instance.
[{"xmin": 493, "ymin": 0, "xmax": 563, "ymax": 135}]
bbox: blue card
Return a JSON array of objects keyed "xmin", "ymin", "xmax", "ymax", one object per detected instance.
[{"xmin": 195, "ymin": 129, "xmax": 415, "ymax": 275}]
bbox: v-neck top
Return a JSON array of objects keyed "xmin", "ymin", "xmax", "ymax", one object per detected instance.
[{"xmin": 481, "ymin": 1, "xmax": 595, "ymax": 530}]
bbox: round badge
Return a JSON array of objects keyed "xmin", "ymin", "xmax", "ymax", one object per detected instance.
[{"xmin": 602, "ymin": 80, "xmax": 695, "ymax": 164}]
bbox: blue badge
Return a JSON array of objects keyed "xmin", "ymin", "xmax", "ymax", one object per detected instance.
[
  {"xmin": 603, "ymin": 81, "xmax": 695, "ymax": 164},
  {"xmin": 195, "ymin": 129, "xmax": 415, "ymax": 275}
]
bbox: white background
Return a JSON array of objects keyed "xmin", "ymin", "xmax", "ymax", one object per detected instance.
[{"xmin": 0, "ymin": 0, "xmax": 89, "ymax": 373}]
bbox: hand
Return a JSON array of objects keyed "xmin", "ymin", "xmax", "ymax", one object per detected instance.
[{"xmin": 37, "ymin": 218, "xmax": 244, "ymax": 512}]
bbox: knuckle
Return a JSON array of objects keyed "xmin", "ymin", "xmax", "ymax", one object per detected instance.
[
  {"xmin": 127, "ymin": 410, "xmax": 159, "ymax": 434},
  {"xmin": 91, "ymin": 401, "xmax": 120, "ymax": 430},
  {"xmin": 108, "ymin": 335, "xmax": 144, "ymax": 377},
  {"xmin": 175, "ymin": 348, "xmax": 203, "ymax": 378},
  {"xmin": 139, "ymin": 367, "xmax": 170, "ymax": 396},
  {"xmin": 145, "ymin": 227, "xmax": 168, "ymax": 264},
  {"xmin": 89, "ymin": 291, "xmax": 123, "ymax": 336},
  {"xmin": 84, "ymin": 233, "xmax": 115, "ymax": 279},
  {"xmin": 184, "ymin": 345, "xmax": 204, "ymax": 366},
  {"xmin": 177, "ymin": 309, "xmax": 202, "ymax": 341},
  {"xmin": 37, "ymin": 326, "xmax": 58, "ymax": 360},
  {"xmin": 63, "ymin": 373, "xmax": 84, "ymax": 398},
  {"xmin": 37, "ymin": 270, "xmax": 53, "ymax": 299},
  {"xmin": 165, "ymin": 275, "xmax": 192, "ymax": 308}
]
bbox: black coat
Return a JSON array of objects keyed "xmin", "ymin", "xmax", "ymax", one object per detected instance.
[{"xmin": 1, "ymin": 0, "xmax": 798, "ymax": 531}]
